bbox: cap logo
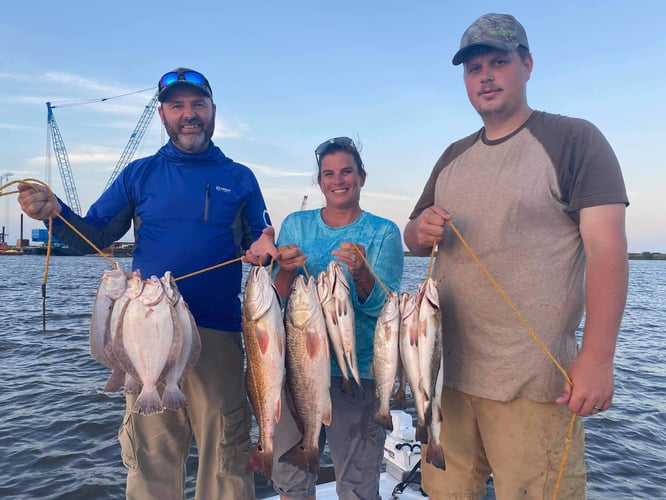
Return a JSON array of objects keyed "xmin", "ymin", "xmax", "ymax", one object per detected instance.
[{"xmin": 488, "ymin": 28, "xmax": 515, "ymax": 39}]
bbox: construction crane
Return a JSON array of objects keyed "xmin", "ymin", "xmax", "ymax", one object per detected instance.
[
  {"xmin": 104, "ymin": 90, "xmax": 159, "ymax": 190},
  {"xmin": 46, "ymin": 102, "xmax": 82, "ymax": 215},
  {"xmin": 45, "ymin": 89, "xmax": 159, "ymax": 215}
]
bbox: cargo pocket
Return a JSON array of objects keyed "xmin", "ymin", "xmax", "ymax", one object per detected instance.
[
  {"xmin": 118, "ymin": 411, "xmax": 138, "ymax": 472},
  {"xmin": 355, "ymin": 419, "xmax": 386, "ymax": 473},
  {"xmin": 218, "ymin": 401, "xmax": 253, "ymax": 476}
]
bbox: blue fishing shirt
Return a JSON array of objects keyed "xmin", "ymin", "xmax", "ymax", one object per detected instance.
[
  {"xmin": 51, "ymin": 140, "xmax": 272, "ymax": 332},
  {"xmin": 274, "ymin": 209, "xmax": 404, "ymax": 379}
]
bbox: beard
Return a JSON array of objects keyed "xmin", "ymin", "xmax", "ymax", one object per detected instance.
[{"xmin": 163, "ymin": 114, "xmax": 215, "ymax": 153}]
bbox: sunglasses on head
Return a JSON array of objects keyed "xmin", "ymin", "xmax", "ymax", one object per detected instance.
[
  {"xmin": 158, "ymin": 70, "xmax": 209, "ymax": 93},
  {"xmin": 315, "ymin": 137, "xmax": 357, "ymax": 164}
]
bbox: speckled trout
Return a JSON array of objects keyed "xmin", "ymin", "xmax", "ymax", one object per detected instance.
[
  {"xmin": 398, "ymin": 290, "xmax": 429, "ymax": 443},
  {"xmin": 372, "ymin": 291, "xmax": 401, "ymax": 430},
  {"xmin": 418, "ymin": 277, "xmax": 445, "ymax": 470}
]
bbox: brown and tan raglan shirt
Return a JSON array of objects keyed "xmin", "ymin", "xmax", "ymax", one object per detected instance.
[{"xmin": 410, "ymin": 110, "xmax": 629, "ymax": 402}]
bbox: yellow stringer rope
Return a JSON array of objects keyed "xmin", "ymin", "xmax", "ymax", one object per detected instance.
[
  {"xmin": 445, "ymin": 220, "xmax": 575, "ymax": 500},
  {"xmin": 1, "ymin": 179, "xmax": 246, "ymax": 328},
  {"xmin": 350, "ymin": 242, "xmax": 391, "ymax": 297},
  {"xmin": 3, "ymin": 179, "xmax": 575, "ymax": 497}
]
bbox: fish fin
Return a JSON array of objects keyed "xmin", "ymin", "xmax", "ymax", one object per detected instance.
[
  {"xmin": 374, "ymin": 410, "xmax": 393, "ymax": 431},
  {"xmin": 305, "ymin": 327, "xmax": 321, "ymax": 359},
  {"xmin": 416, "ymin": 422, "xmax": 429, "ymax": 444},
  {"xmin": 341, "ymin": 376, "xmax": 352, "ymax": 394},
  {"xmin": 274, "ymin": 396, "xmax": 282, "ymax": 423},
  {"xmin": 275, "ymin": 328, "xmax": 285, "ymax": 358},
  {"xmin": 102, "ymin": 342, "xmax": 118, "ymax": 368},
  {"xmin": 393, "ymin": 385, "xmax": 407, "ymax": 409},
  {"xmin": 161, "ymin": 304, "xmax": 183, "ymax": 382},
  {"xmin": 424, "ymin": 400, "xmax": 433, "ymax": 426},
  {"xmin": 124, "ymin": 376, "xmax": 142, "ymax": 395},
  {"xmin": 425, "ymin": 442, "xmax": 446, "ymax": 470},
  {"xmin": 103, "ymin": 367, "xmax": 126, "ymax": 393},
  {"xmin": 256, "ymin": 326, "xmax": 270, "ymax": 355},
  {"xmin": 284, "ymin": 385, "xmax": 305, "ymax": 434},
  {"xmin": 355, "ymin": 378, "xmax": 365, "ymax": 396},
  {"xmin": 162, "ymin": 384, "xmax": 188, "ymax": 411},
  {"xmin": 133, "ymin": 386, "xmax": 164, "ymax": 415},
  {"xmin": 279, "ymin": 442, "xmax": 320, "ymax": 474},
  {"xmin": 323, "ymin": 398, "xmax": 332, "ymax": 426},
  {"xmin": 409, "ymin": 325, "xmax": 419, "ymax": 346},
  {"xmin": 179, "ymin": 318, "xmax": 202, "ymax": 384}
]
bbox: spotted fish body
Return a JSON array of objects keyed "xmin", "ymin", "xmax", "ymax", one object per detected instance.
[
  {"xmin": 398, "ymin": 291, "xmax": 428, "ymax": 443},
  {"xmin": 417, "ymin": 277, "xmax": 445, "ymax": 470},
  {"xmin": 330, "ymin": 262, "xmax": 363, "ymax": 393},
  {"xmin": 317, "ymin": 267, "xmax": 352, "ymax": 394},
  {"xmin": 372, "ymin": 291, "xmax": 401, "ymax": 430}
]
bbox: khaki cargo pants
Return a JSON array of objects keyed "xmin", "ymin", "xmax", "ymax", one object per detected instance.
[
  {"xmin": 118, "ymin": 328, "xmax": 255, "ymax": 500},
  {"xmin": 421, "ymin": 387, "xmax": 586, "ymax": 499}
]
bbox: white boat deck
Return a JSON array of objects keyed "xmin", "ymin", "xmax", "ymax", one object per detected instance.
[
  {"xmin": 264, "ymin": 410, "xmax": 427, "ymax": 499},
  {"xmin": 263, "ymin": 470, "xmax": 425, "ymax": 499}
]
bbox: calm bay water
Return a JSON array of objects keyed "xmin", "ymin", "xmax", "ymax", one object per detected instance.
[{"xmin": 0, "ymin": 255, "xmax": 664, "ymax": 499}]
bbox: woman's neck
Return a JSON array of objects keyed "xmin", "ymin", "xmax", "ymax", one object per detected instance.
[{"xmin": 320, "ymin": 206, "xmax": 362, "ymax": 227}]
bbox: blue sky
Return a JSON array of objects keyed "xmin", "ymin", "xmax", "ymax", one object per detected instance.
[{"xmin": 1, "ymin": 0, "xmax": 664, "ymax": 252}]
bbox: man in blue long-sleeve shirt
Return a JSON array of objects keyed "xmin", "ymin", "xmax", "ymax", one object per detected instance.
[{"xmin": 18, "ymin": 67, "xmax": 277, "ymax": 500}]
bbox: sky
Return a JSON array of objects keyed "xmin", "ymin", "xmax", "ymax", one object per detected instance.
[{"xmin": 1, "ymin": 0, "xmax": 664, "ymax": 253}]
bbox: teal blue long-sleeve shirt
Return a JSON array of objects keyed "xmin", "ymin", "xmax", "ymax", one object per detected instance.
[{"xmin": 274, "ymin": 209, "xmax": 404, "ymax": 379}]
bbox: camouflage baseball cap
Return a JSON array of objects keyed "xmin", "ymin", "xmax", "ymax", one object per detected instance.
[{"xmin": 452, "ymin": 13, "xmax": 529, "ymax": 66}]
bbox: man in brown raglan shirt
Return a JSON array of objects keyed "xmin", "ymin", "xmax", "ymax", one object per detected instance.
[{"xmin": 404, "ymin": 13, "xmax": 628, "ymax": 499}]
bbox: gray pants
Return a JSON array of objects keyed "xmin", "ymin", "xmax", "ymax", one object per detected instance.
[
  {"xmin": 272, "ymin": 377, "xmax": 385, "ymax": 500},
  {"xmin": 118, "ymin": 328, "xmax": 255, "ymax": 500}
]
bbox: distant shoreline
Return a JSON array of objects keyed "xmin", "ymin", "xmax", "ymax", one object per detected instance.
[
  {"xmin": 404, "ymin": 251, "xmax": 666, "ymax": 261},
  {"xmin": 5, "ymin": 246, "xmax": 665, "ymax": 261}
]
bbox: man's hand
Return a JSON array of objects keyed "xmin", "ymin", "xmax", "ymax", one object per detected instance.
[
  {"xmin": 555, "ymin": 348, "xmax": 614, "ymax": 416},
  {"xmin": 404, "ymin": 205, "xmax": 451, "ymax": 256},
  {"xmin": 244, "ymin": 226, "xmax": 279, "ymax": 265},
  {"xmin": 17, "ymin": 183, "xmax": 62, "ymax": 220}
]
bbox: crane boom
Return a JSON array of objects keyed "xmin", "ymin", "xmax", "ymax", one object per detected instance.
[
  {"xmin": 46, "ymin": 102, "xmax": 82, "ymax": 215},
  {"xmin": 104, "ymin": 91, "xmax": 159, "ymax": 190}
]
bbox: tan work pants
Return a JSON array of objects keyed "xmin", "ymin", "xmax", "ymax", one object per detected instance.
[
  {"xmin": 118, "ymin": 328, "xmax": 255, "ymax": 500},
  {"xmin": 421, "ymin": 387, "xmax": 586, "ymax": 499}
]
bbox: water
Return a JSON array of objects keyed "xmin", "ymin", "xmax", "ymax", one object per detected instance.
[{"xmin": 0, "ymin": 256, "xmax": 664, "ymax": 499}]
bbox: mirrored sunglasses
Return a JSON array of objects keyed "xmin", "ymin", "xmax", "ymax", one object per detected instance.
[
  {"xmin": 315, "ymin": 137, "xmax": 357, "ymax": 164},
  {"xmin": 158, "ymin": 70, "xmax": 208, "ymax": 93}
]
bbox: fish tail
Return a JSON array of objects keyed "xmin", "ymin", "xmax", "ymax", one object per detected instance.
[
  {"xmin": 374, "ymin": 410, "xmax": 394, "ymax": 431},
  {"xmin": 425, "ymin": 441, "xmax": 446, "ymax": 470},
  {"xmin": 132, "ymin": 387, "xmax": 164, "ymax": 415},
  {"xmin": 341, "ymin": 376, "xmax": 352, "ymax": 395},
  {"xmin": 416, "ymin": 422, "xmax": 429, "ymax": 444},
  {"xmin": 124, "ymin": 376, "xmax": 142, "ymax": 395},
  {"xmin": 279, "ymin": 441, "xmax": 320, "ymax": 474},
  {"xmin": 424, "ymin": 400, "xmax": 433, "ymax": 425},
  {"xmin": 161, "ymin": 385, "xmax": 188, "ymax": 411},
  {"xmin": 354, "ymin": 376, "xmax": 365, "ymax": 396},
  {"xmin": 246, "ymin": 443, "xmax": 273, "ymax": 478},
  {"xmin": 103, "ymin": 367, "xmax": 125, "ymax": 393}
]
